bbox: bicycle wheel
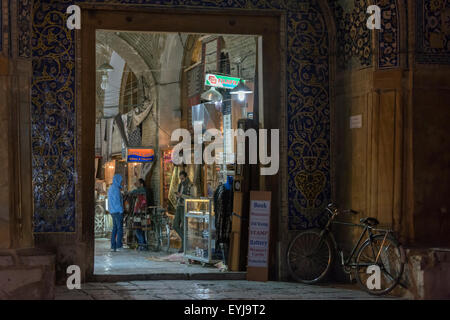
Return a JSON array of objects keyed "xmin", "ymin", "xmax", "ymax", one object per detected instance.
[
  {"xmin": 355, "ymin": 234, "xmax": 405, "ymax": 295},
  {"xmin": 286, "ymin": 229, "xmax": 334, "ymax": 284}
]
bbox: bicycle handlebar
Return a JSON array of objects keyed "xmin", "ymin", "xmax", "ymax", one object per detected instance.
[{"xmin": 326, "ymin": 203, "xmax": 359, "ymax": 216}]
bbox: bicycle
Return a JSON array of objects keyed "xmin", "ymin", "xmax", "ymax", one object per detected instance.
[{"xmin": 286, "ymin": 203, "xmax": 406, "ymax": 295}]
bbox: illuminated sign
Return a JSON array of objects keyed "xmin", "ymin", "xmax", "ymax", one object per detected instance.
[
  {"xmin": 126, "ymin": 148, "xmax": 155, "ymax": 163},
  {"xmin": 205, "ymin": 74, "xmax": 240, "ymax": 89}
]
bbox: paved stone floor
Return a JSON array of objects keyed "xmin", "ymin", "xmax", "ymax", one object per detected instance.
[
  {"xmin": 94, "ymin": 238, "xmax": 223, "ymax": 275},
  {"xmin": 55, "ymin": 280, "xmax": 403, "ymax": 300}
]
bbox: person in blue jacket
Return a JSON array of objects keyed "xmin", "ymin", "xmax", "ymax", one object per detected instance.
[{"xmin": 108, "ymin": 174, "xmax": 124, "ymax": 252}]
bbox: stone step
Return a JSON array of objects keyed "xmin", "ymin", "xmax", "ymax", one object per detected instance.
[{"xmin": 90, "ymin": 271, "xmax": 246, "ymax": 283}]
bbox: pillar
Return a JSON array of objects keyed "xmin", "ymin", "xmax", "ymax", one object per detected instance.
[{"xmin": 0, "ymin": 0, "xmax": 55, "ymax": 300}]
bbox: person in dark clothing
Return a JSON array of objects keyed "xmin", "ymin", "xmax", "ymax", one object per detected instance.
[
  {"xmin": 174, "ymin": 171, "xmax": 193, "ymax": 253},
  {"xmin": 129, "ymin": 178, "xmax": 148, "ymax": 251},
  {"xmin": 213, "ymin": 180, "xmax": 234, "ymax": 264}
]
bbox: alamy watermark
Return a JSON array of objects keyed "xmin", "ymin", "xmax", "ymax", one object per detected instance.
[
  {"xmin": 171, "ymin": 122, "xmax": 279, "ymax": 176},
  {"xmin": 366, "ymin": 265, "xmax": 381, "ymax": 290},
  {"xmin": 66, "ymin": 265, "xmax": 81, "ymax": 290},
  {"xmin": 65, "ymin": 5, "xmax": 382, "ymax": 30}
]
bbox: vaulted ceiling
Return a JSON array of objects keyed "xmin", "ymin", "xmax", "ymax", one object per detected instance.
[{"xmin": 114, "ymin": 32, "xmax": 167, "ymax": 84}]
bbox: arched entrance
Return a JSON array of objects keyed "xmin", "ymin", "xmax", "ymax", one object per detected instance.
[
  {"xmin": 79, "ymin": 6, "xmax": 284, "ymax": 280},
  {"xmin": 30, "ymin": 1, "xmax": 336, "ymax": 282}
]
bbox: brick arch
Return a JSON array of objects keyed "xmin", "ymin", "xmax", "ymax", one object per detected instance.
[{"xmin": 96, "ymin": 32, "xmax": 158, "ymax": 100}]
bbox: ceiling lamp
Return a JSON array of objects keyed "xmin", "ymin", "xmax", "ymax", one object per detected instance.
[
  {"xmin": 201, "ymin": 87, "xmax": 223, "ymax": 104},
  {"xmin": 100, "ymin": 74, "xmax": 109, "ymax": 90},
  {"xmin": 230, "ymin": 80, "xmax": 252, "ymax": 102},
  {"xmin": 98, "ymin": 62, "xmax": 114, "ymax": 91},
  {"xmin": 97, "ymin": 62, "xmax": 114, "ymax": 72}
]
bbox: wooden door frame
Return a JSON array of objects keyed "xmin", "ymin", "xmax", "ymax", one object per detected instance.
[{"xmin": 79, "ymin": 5, "xmax": 283, "ymax": 279}]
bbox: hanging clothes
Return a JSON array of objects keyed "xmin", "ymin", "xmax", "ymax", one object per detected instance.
[
  {"xmin": 134, "ymin": 193, "xmax": 147, "ymax": 214},
  {"xmin": 114, "ymin": 113, "xmax": 129, "ymax": 147},
  {"xmin": 106, "ymin": 118, "xmax": 114, "ymax": 161},
  {"xmin": 111, "ymin": 121, "xmax": 123, "ymax": 155},
  {"xmin": 131, "ymin": 99, "xmax": 153, "ymax": 131},
  {"xmin": 95, "ymin": 122, "xmax": 102, "ymax": 157},
  {"xmin": 121, "ymin": 114, "xmax": 129, "ymax": 141},
  {"xmin": 213, "ymin": 183, "xmax": 233, "ymax": 246},
  {"xmin": 128, "ymin": 126, "xmax": 142, "ymax": 147},
  {"xmin": 100, "ymin": 118, "xmax": 108, "ymax": 160}
]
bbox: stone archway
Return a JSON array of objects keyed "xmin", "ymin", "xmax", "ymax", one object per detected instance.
[{"xmin": 31, "ymin": 1, "xmax": 337, "ymax": 281}]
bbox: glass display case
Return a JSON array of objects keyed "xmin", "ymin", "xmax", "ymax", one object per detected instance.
[{"xmin": 184, "ymin": 198, "xmax": 215, "ymax": 263}]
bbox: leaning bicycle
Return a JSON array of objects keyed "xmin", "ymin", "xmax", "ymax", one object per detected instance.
[{"xmin": 286, "ymin": 203, "xmax": 406, "ymax": 295}]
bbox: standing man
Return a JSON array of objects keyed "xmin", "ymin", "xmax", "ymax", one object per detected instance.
[
  {"xmin": 129, "ymin": 178, "xmax": 148, "ymax": 251},
  {"xmin": 174, "ymin": 171, "xmax": 193, "ymax": 253},
  {"xmin": 108, "ymin": 174, "xmax": 124, "ymax": 252}
]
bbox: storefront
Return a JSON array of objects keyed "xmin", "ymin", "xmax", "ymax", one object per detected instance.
[{"xmin": 92, "ymin": 25, "xmax": 265, "ymax": 276}]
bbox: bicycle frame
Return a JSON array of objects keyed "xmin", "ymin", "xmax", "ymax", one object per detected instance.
[{"xmin": 321, "ymin": 207, "xmax": 394, "ymax": 269}]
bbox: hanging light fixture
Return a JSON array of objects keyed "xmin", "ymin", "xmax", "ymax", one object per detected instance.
[
  {"xmin": 201, "ymin": 86, "xmax": 223, "ymax": 104},
  {"xmin": 230, "ymin": 59, "xmax": 252, "ymax": 102},
  {"xmin": 100, "ymin": 74, "xmax": 109, "ymax": 90},
  {"xmin": 230, "ymin": 80, "xmax": 252, "ymax": 102},
  {"xmin": 98, "ymin": 62, "xmax": 114, "ymax": 91},
  {"xmin": 98, "ymin": 62, "xmax": 114, "ymax": 72}
]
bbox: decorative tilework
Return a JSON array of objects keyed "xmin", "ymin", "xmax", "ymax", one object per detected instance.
[
  {"xmin": 18, "ymin": 0, "xmax": 32, "ymax": 57},
  {"xmin": 416, "ymin": 0, "xmax": 450, "ymax": 64},
  {"xmin": 286, "ymin": 5, "xmax": 331, "ymax": 230},
  {"xmin": 329, "ymin": 0, "xmax": 401, "ymax": 69},
  {"xmin": 32, "ymin": 1, "xmax": 77, "ymax": 232},
  {"xmin": 329, "ymin": 0, "xmax": 373, "ymax": 70},
  {"xmin": 31, "ymin": 0, "xmax": 332, "ymax": 232},
  {"xmin": 378, "ymin": 0, "xmax": 400, "ymax": 68}
]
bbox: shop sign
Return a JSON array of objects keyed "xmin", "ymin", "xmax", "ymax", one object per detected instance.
[
  {"xmin": 205, "ymin": 74, "xmax": 240, "ymax": 89},
  {"xmin": 127, "ymin": 147, "xmax": 155, "ymax": 163},
  {"xmin": 223, "ymin": 114, "xmax": 234, "ymax": 164},
  {"xmin": 247, "ymin": 196, "xmax": 271, "ymax": 269}
]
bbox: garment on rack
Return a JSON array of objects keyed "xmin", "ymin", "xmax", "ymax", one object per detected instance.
[
  {"xmin": 106, "ymin": 118, "xmax": 114, "ymax": 161},
  {"xmin": 134, "ymin": 194, "xmax": 147, "ymax": 214},
  {"xmin": 213, "ymin": 183, "xmax": 233, "ymax": 246},
  {"xmin": 131, "ymin": 99, "xmax": 153, "ymax": 131},
  {"xmin": 95, "ymin": 122, "xmax": 102, "ymax": 156},
  {"xmin": 114, "ymin": 113, "xmax": 129, "ymax": 147},
  {"xmin": 122, "ymin": 114, "xmax": 128, "ymax": 140},
  {"xmin": 111, "ymin": 121, "xmax": 123, "ymax": 155},
  {"xmin": 128, "ymin": 126, "xmax": 142, "ymax": 147}
]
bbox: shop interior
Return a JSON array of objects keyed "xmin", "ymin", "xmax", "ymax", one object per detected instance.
[{"xmin": 93, "ymin": 30, "xmax": 261, "ymax": 275}]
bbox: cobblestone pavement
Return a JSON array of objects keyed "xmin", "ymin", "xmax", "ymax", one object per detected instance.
[{"xmin": 55, "ymin": 280, "xmax": 404, "ymax": 300}]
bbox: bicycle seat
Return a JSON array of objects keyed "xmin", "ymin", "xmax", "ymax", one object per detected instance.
[{"xmin": 360, "ymin": 217, "xmax": 379, "ymax": 226}]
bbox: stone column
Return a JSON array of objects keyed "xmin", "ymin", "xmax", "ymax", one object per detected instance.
[{"xmin": 0, "ymin": 0, "xmax": 55, "ymax": 300}]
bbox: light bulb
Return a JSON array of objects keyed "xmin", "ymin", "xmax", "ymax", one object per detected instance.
[
  {"xmin": 101, "ymin": 74, "xmax": 109, "ymax": 90},
  {"xmin": 238, "ymin": 92, "xmax": 245, "ymax": 101}
]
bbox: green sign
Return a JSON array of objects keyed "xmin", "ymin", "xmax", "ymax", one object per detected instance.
[{"xmin": 205, "ymin": 74, "xmax": 240, "ymax": 89}]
